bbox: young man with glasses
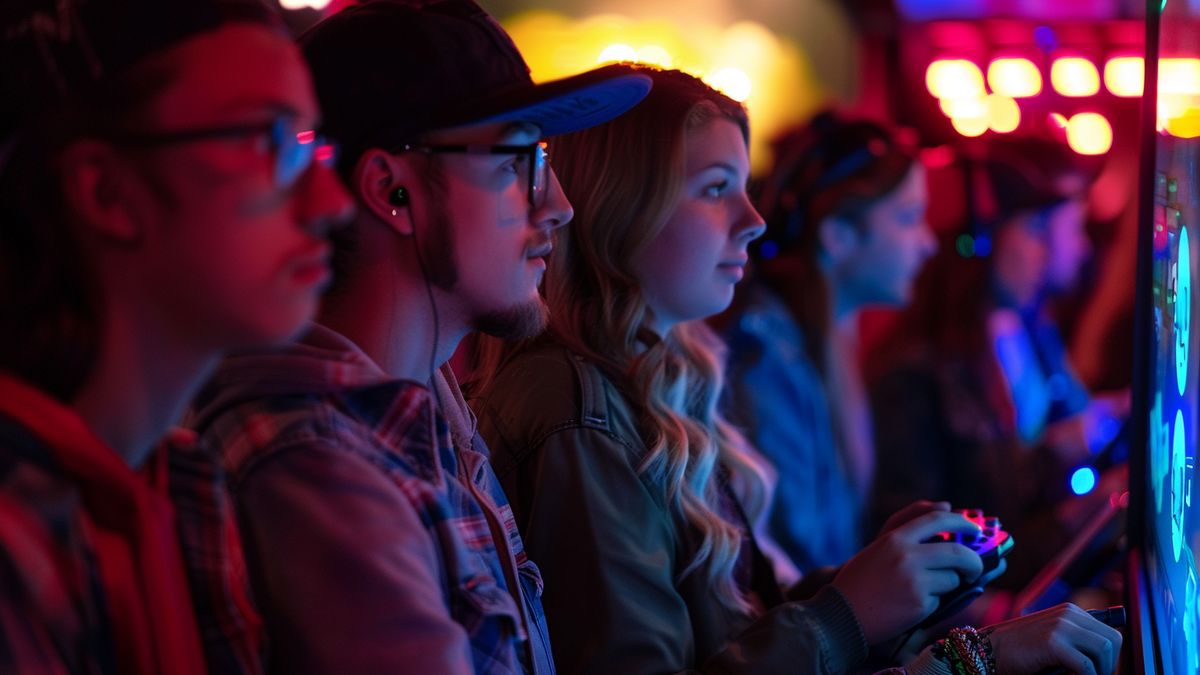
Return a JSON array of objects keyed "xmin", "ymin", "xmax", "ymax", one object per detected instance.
[
  {"xmin": 182, "ymin": 1, "xmax": 651, "ymax": 673},
  {"xmin": 0, "ymin": 1, "xmax": 353, "ymax": 673}
]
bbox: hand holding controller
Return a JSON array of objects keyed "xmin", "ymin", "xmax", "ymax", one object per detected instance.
[
  {"xmin": 918, "ymin": 508, "xmax": 1015, "ymax": 629},
  {"xmin": 832, "ymin": 509, "xmax": 991, "ymax": 644}
]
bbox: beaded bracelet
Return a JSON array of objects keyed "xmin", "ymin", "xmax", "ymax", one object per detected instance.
[
  {"xmin": 931, "ymin": 626, "xmax": 995, "ymax": 675},
  {"xmin": 978, "ymin": 626, "xmax": 998, "ymax": 674}
]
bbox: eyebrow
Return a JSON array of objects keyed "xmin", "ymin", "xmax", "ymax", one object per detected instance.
[{"xmin": 694, "ymin": 161, "xmax": 742, "ymax": 176}]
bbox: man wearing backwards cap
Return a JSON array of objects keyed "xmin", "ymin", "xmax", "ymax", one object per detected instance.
[
  {"xmin": 182, "ymin": 1, "xmax": 651, "ymax": 673},
  {"xmin": 0, "ymin": 0, "xmax": 353, "ymax": 674}
]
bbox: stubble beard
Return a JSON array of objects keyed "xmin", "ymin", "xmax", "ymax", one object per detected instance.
[{"xmin": 472, "ymin": 296, "xmax": 549, "ymax": 340}]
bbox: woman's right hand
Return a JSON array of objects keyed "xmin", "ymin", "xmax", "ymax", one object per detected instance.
[
  {"xmin": 831, "ymin": 510, "xmax": 984, "ymax": 644},
  {"xmin": 985, "ymin": 603, "xmax": 1122, "ymax": 674}
]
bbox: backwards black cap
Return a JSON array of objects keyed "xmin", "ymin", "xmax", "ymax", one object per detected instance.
[
  {"xmin": 0, "ymin": 0, "xmax": 281, "ymax": 144},
  {"xmin": 299, "ymin": 0, "xmax": 652, "ymax": 167}
]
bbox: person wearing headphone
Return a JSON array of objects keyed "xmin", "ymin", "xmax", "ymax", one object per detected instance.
[
  {"xmin": 179, "ymin": 2, "xmax": 649, "ymax": 673},
  {"xmin": 719, "ymin": 112, "xmax": 938, "ymax": 579},
  {"xmin": 868, "ymin": 138, "xmax": 1121, "ymax": 590}
]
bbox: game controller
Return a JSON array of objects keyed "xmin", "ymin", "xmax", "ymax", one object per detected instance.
[{"xmin": 919, "ymin": 508, "xmax": 1015, "ymax": 629}]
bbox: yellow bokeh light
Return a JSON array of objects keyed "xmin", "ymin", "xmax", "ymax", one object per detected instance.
[
  {"xmin": 952, "ymin": 115, "xmax": 989, "ymax": 137},
  {"xmin": 986, "ymin": 95, "xmax": 1020, "ymax": 133},
  {"xmin": 1165, "ymin": 108, "xmax": 1200, "ymax": 138},
  {"xmin": 1160, "ymin": 58, "xmax": 1200, "ymax": 95},
  {"xmin": 1066, "ymin": 112, "xmax": 1113, "ymax": 155},
  {"xmin": 1050, "ymin": 57, "xmax": 1100, "ymax": 97},
  {"xmin": 1049, "ymin": 112, "xmax": 1070, "ymax": 129},
  {"xmin": 637, "ymin": 45, "xmax": 673, "ymax": 68},
  {"xmin": 938, "ymin": 96, "xmax": 986, "ymax": 119},
  {"xmin": 503, "ymin": 11, "xmax": 824, "ymax": 173},
  {"xmin": 1104, "ymin": 57, "xmax": 1144, "ymax": 97},
  {"xmin": 926, "ymin": 60, "xmax": 986, "ymax": 99},
  {"xmin": 706, "ymin": 67, "xmax": 753, "ymax": 102},
  {"xmin": 987, "ymin": 58, "xmax": 1042, "ymax": 98},
  {"xmin": 1159, "ymin": 94, "xmax": 1199, "ymax": 118},
  {"xmin": 598, "ymin": 43, "xmax": 638, "ymax": 64}
]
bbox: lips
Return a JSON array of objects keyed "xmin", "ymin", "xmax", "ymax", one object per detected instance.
[{"xmin": 289, "ymin": 242, "xmax": 332, "ymax": 286}]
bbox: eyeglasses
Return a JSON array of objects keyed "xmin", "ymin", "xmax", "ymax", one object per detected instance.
[
  {"xmin": 398, "ymin": 141, "xmax": 549, "ymax": 209},
  {"xmin": 109, "ymin": 117, "xmax": 337, "ymax": 190}
]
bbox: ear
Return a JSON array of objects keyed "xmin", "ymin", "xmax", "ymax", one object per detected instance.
[
  {"xmin": 352, "ymin": 148, "xmax": 422, "ymax": 237},
  {"xmin": 58, "ymin": 140, "xmax": 142, "ymax": 245},
  {"xmin": 816, "ymin": 215, "xmax": 861, "ymax": 264}
]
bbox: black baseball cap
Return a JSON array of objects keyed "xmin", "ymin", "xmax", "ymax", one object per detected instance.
[{"xmin": 299, "ymin": 0, "xmax": 652, "ymax": 165}]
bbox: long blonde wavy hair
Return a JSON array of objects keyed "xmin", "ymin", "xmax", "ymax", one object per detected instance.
[{"xmin": 473, "ymin": 67, "xmax": 771, "ymax": 614}]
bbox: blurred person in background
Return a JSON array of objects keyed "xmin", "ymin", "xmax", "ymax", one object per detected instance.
[
  {"xmin": 868, "ymin": 137, "xmax": 1126, "ymax": 591},
  {"xmin": 719, "ymin": 112, "xmax": 937, "ymax": 581}
]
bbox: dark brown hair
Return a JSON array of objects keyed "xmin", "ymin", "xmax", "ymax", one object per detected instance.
[
  {"xmin": 750, "ymin": 111, "xmax": 918, "ymax": 373},
  {"xmin": 0, "ymin": 59, "xmax": 176, "ymax": 402}
]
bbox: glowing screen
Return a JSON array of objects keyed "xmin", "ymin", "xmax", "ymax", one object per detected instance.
[{"xmin": 1147, "ymin": 170, "xmax": 1200, "ymax": 674}]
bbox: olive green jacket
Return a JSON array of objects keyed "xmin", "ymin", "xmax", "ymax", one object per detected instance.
[{"xmin": 475, "ymin": 343, "xmax": 871, "ymax": 674}]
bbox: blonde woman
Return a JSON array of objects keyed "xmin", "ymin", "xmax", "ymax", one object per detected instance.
[{"xmin": 472, "ymin": 68, "xmax": 1121, "ymax": 675}]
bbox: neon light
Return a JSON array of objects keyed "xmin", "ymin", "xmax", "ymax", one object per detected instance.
[
  {"xmin": 926, "ymin": 60, "xmax": 986, "ymax": 100},
  {"xmin": 296, "ymin": 130, "xmax": 316, "ymax": 145},
  {"xmin": 1065, "ymin": 112, "xmax": 1112, "ymax": 155},
  {"xmin": 939, "ymin": 97, "xmax": 986, "ymax": 119},
  {"xmin": 1161, "ymin": 58, "xmax": 1200, "ymax": 96},
  {"xmin": 1051, "ymin": 57, "xmax": 1100, "ymax": 97},
  {"xmin": 951, "ymin": 115, "xmax": 988, "ymax": 137},
  {"xmin": 986, "ymin": 95, "xmax": 1020, "ymax": 133},
  {"xmin": 1070, "ymin": 467, "xmax": 1098, "ymax": 495},
  {"xmin": 1104, "ymin": 57, "xmax": 1144, "ymax": 97},
  {"xmin": 280, "ymin": 0, "xmax": 331, "ymax": 9},
  {"xmin": 1163, "ymin": 106, "xmax": 1200, "ymax": 139},
  {"xmin": 987, "ymin": 58, "xmax": 1042, "ymax": 98}
]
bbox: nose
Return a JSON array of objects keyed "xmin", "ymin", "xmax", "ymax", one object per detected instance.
[
  {"xmin": 297, "ymin": 162, "xmax": 356, "ymax": 238},
  {"xmin": 735, "ymin": 195, "xmax": 767, "ymax": 244},
  {"xmin": 533, "ymin": 168, "xmax": 573, "ymax": 233}
]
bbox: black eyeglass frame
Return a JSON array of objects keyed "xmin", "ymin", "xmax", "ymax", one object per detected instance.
[
  {"xmin": 104, "ymin": 117, "xmax": 335, "ymax": 189},
  {"xmin": 397, "ymin": 141, "xmax": 549, "ymax": 208}
]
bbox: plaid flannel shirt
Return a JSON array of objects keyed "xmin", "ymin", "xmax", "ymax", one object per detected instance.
[
  {"xmin": 178, "ymin": 324, "xmax": 552, "ymax": 675},
  {"xmin": 0, "ymin": 376, "xmax": 213, "ymax": 675}
]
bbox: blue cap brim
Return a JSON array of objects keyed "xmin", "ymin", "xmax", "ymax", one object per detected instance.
[{"xmin": 471, "ymin": 66, "xmax": 652, "ymax": 137}]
